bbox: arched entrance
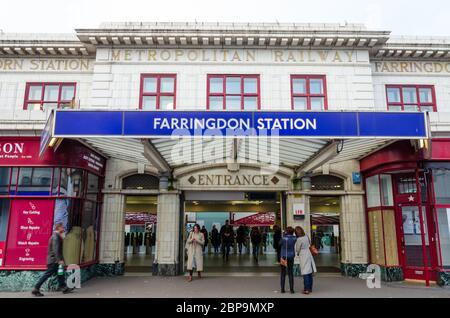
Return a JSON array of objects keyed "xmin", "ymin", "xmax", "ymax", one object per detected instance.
[{"xmin": 122, "ymin": 173, "xmax": 159, "ymax": 273}]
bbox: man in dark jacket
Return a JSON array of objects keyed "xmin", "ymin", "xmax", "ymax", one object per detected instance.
[
  {"xmin": 31, "ymin": 223, "xmax": 74, "ymax": 296},
  {"xmin": 273, "ymin": 225, "xmax": 282, "ymax": 264},
  {"xmin": 220, "ymin": 220, "xmax": 235, "ymax": 261}
]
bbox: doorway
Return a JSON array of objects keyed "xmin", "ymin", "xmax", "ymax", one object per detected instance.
[
  {"xmin": 393, "ymin": 173, "xmax": 438, "ymax": 281},
  {"xmin": 183, "ymin": 192, "xmax": 283, "ymax": 273},
  {"xmin": 123, "ymin": 195, "xmax": 157, "ymax": 272},
  {"xmin": 310, "ymin": 196, "xmax": 341, "ymax": 271}
]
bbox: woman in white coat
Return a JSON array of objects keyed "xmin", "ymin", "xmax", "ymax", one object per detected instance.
[
  {"xmin": 186, "ymin": 224, "xmax": 205, "ymax": 282},
  {"xmin": 295, "ymin": 226, "xmax": 317, "ymax": 295}
]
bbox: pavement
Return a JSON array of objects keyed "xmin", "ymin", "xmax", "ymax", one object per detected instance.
[{"xmin": 1, "ymin": 273, "xmax": 450, "ymax": 298}]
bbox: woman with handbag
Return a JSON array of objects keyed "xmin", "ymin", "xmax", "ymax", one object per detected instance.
[
  {"xmin": 186, "ymin": 224, "xmax": 205, "ymax": 282},
  {"xmin": 279, "ymin": 227, "xmax": 297, "ymax": 294},
  {"xmin": 295, "ymin": 226, "xmax": 317, "ymax": 295}
]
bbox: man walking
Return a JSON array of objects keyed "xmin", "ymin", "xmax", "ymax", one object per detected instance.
[
  {"xmin": 220, "ymin": 220, "xmax": 234, "ymax": 262},
  {"xmin": 31, "ymin": 223, "xmax": 74, "ymax": 296}
]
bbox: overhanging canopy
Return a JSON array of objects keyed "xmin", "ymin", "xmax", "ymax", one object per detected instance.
[{"xmin": 42, "ymin": 110, "xmax": 429, "ymax": 173}]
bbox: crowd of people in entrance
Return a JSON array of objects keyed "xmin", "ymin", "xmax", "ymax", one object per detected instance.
[{"xmin": 185, "ymin": 220, "xmax": 317, "ymax": 295}]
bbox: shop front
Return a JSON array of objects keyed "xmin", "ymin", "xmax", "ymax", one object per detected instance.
[
  {"xmin": 361, "ymin": 139, "xmax": 450, "ymax": 286},
  {"xmin": 0, "ymin": 137, "xmax": 107, "ymax": 291}
]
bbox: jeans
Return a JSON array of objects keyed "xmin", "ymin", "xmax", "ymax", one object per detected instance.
[
  {"xmin": 238, "ymin": 242, "xmax": 245, "ymax": 254},
  {"xmin": 280, "ymin": 257, "xmax": 294, "ymax": 292},
  {"xmin": 34, "ymin": 263, "xmax": 66, "ymax": 290},
  {"xmin": 303, "ymin": 273, "xmax": 313, "ymax": 292},
  {"xmin": 222, "ymin": 241, "xmax": 231, "ymax": 260},
  {"xmin": 252, "ymin": 244, "xmax": 260, "ymax": 261}
]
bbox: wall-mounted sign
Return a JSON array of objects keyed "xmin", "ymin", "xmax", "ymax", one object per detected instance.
[
  {"xmin": 5, "ymin": 199, "xmax": 55, "ymax": 267},
  {"xmin": 293, "ymin": 203, "xmax": 306, "ymax": 220},
  {"xmin": 352, "ymin": 172, "xmax": 361, "ymax": 185},
  {"xmin": 50, "ymin": 110, "xmax": 428, "ymax": 139}
]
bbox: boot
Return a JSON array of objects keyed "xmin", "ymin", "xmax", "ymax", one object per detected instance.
[{"xmin": 31, "ymin": 288, "xmax": 44, "ymax": 297}]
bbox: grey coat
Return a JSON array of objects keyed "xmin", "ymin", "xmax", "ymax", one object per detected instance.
[
  {"xmin": 47, "ymin": 232, "xmax": 64, "ymax": 265},
  {"xmin": 295, "ymin": 236, "xmax": 317, "ymax": 276},
  {"xmin": 185, "ymin": 232, "xmax": 205, "ymax": 271}
]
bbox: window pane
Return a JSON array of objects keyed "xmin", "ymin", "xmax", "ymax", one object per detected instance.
[
  {"xmin": 209, "ymin": 78, "xmax": 223, "ymax": 93},
  {"xmin": 81, "ymin": 200, "xmax": 97, "ymax": 263},
  {"xmin": 0, "ymin": 168, "xmax": 10, "ymax": 195},
  {"xmin": 243, "ymin": 97, "xmax": 258, "ymax": 110},
  {"xmin": 59, "ymin": 168, "xmax": 84, "ymax": 197},
  {"xmin": 226, "ymin": 77, "xmax": 241, "ymax": 94},
  {"xmin": 421, "ymin": 106, "xmax": 434, "ymax": 112},
  {"xmin": 209, "ymin": 96, "xmax": 223, "ymax": 110},
  {"xmin": 403, "ymin": 87, "xmax": 418, "ymax": 103},
  {"xmin": 52, "ymin": 168, "xmax": 60, "ymax": 195},
  {"xmin": 143, "ymin": 77, "xmax": 157, "ymax": 93},
  {"xmin": 27, "ymin": 103, "xmax": 42, "ymax": 111},
  {"xmin": 310, "ymin": 79, "xmax": 324, "ymax": 94},
  {"xmin": 55, "ymin": 198, "xmax": 82, "ymax": 265},
  {"xmin": 419, "ymin": 88, "xmax": 432, "ymax": 103},
  {"xmin": 226, "ymin": 96, "xmax": 241, "ymax": 110},
  {"xmin": 310, "ymin": 97, "xmax": 324, "ymax": 110},
  {"xmin": 243, "ymin": 78, "xmax": 257, "ymax": 94},
  {"xmin": 160, "ymin": 77, "xmax": 175, "ymax": 93},
  {"xmin": 61, "ymin": 85, "xmax": 75, "ymax": 101},
  {"xmin": 142, "ymin": 96, "xmax": 157, "ymax": 110},
  {"xmin": 433, "ymin": 169, "xmax": 450, "ymax": 204},
  {"xmin": 388, "ymin": 106, "xmax": 402, "ymax": 112},
  {"xmin": 404, "ymin": 105, "xmax": 418, "ymax": 112},
  {"xmin": 28, "ymin": 85, "xmax": 42, "ymax": 100},
  {"xmin": 43, "ymin": 103, "xmax": 57, "ymax": 111},
  {"xmin": 86, "ymin": 174, "xmax": 99, "ymax": 201},
  {"xmin": 160, "ymin": 96, "xmax": 174, "ymax": 110},
  {"xmin": 44, "ymin": 85, "xmax": 59, "ymax": 102},
  {"xmin": 293, "ymin": 97, "xmax": 307, "ymax": 110},
  {"xmin": 387, "ymin": 88, "xmax": 401, "ymax": 103},
  {"xmin": 17, "ymin": 168, "xmax": 52, "ymax": 195},
  {"xmin": 0, "ymin": 199, "xmax": 10, "ymax": 242},
  {"xmin": 437, "ymin": 208, "xmax": 450, "ymax": 268},
  {"xmin": 380, "ymin": 174, "xmax": 393, "ymax": 206},
  {"xmin": 293, "ymin": 78, "xmax": 307, "ymax": 94},
  {"xmin": 366, "ymin": 175, "xmax": 381, "ymax": 208}
]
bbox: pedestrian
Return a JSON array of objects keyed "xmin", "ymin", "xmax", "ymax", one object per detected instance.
[
  {"xmin": 250, "ymin": 227, "xmax": 262, "ymax": 263},
  {"xmin": 211, "ymin": 225, "xmax": 220, "ymax": 254},
  {"xmin": 186, "ymin": 224, "xmax": 205, "ymax": 282},
  {"xmin": 262, "ymin": 229, "xmax": 268, "ymax": 252},
  {"xmin": 279, "ymin": 227, "xmax": 297, "ymax": 294},
  {"xmin": 220, "ymin": 220, "xmax": 234, "ymax": 261},
  {"xmin": 295, "ymin": 226, "xmax": 317, "ymax": 295},
  {"xmin": 273, "ymin": 225, "xmax": 282, "ymax": 264},
  {"xmin": 200, "ymin": 225, "xmax": 209, "ymax": 253},
  {"xmin": 236, "ymin": 225, "xmax": 247, "ymax": 254},
  {"xmin": 31, "ymin": 223, "xmax": 74, "ymax": 296}
]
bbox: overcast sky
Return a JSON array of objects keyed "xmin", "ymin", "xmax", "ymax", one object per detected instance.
[{"xmin": 1, "ymin": 0, "xmax": 449, "ymax": 36}]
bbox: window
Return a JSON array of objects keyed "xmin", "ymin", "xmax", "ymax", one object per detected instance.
[
  {"xmin": 386, "ymin": 85, "xmax": 436, "ymax": 112},
  {"xmin": 0, "ymin": 168, "xmax": 10, "ymax": 195},
  {"xmin": 207, "ymin": 75, "xmax": 260, "ymax": 110},
  {"xmin": 0, "ymin": 199, "xmax": 10, "ymax": 242},
  {"xmin": 24, "ymin": 83, "xmax": 76, "ymax": 110},
  {"xmin": 366, "ymin": 175, "xmax": 381, "ymax": 208},
  {"xmin": 433, "ymin": 169, "xmax": 450, "ymax": 204},
  {"xmin": 436, "ymin": 208, "xmax": 450, "ymax": 268},
  {"xmin": 311, "ymin": 175, "xmax": 344, "ymax": 191},
  {"xmin": 291, "ymin": 75, "xmax": 328, "ymax": 110},
  {"xmin": 140, "ymin": 74, "xmax": 176, "ymax": 110},
  {"xmin": 16, "ymin": 168, "xmax": 52, "ymax": 195}
]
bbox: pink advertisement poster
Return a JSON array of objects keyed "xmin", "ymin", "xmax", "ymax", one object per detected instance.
[
  {"xmin": 5, "ymin": 199, "xmax": 54, "ymax": 267},
  {"xmin": 0, "ymin": 242, "xmax": 5, "ymax": 267}
]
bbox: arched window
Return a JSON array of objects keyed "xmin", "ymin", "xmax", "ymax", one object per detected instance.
[
  {"xmin": 122, "ymin": 174, "xmax": 159, "ymax": 190},
  {"xmin": 311, "ymin": 175, "xmax": 344, "ymax": 191}
]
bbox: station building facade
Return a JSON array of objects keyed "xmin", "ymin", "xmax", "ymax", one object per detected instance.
[{"xmin": 0, "ymin": 22, "xmax": 450, "ymax": 290}]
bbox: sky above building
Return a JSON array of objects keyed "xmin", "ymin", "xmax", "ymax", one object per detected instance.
[{"xmin": 1, "ymin": 0, "xmax": 449, "ymax": 36}]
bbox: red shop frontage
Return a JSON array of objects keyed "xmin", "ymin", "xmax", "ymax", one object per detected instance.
[
  {"xmin": 361, "ymin": 139, "xmax": 450, "ymax": 286},
  {"xmin": 0, "ymin": 137, "xmax": 105, "ymax": 270}
]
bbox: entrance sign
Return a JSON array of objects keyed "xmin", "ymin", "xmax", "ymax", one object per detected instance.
[{"xmin": 49, "ymin": 110, "xmax": 428, "ymax": 139}]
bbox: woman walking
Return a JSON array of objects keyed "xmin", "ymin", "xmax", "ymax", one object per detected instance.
[
  {"xmin": 186, "ymin": 224, "xmax": 205, "ymax": 282},
  {"xmin": 295, "ymin": 226, "xmax": 317, "ymax": 295},
  {"xmin": 279, "ymin": 227, "xmax": 297, "ymax": 294}
]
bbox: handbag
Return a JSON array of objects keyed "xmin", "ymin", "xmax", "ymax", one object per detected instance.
[
  {"xmin": 308, "ymin": 236, "xmax": 319, "ymax": 257},
  {"xmin": 280, "ymin": 237, "xmax": 288, "ymax": 267}
]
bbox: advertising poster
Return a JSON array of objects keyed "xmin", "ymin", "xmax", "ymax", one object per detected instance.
[{"xmin": 5, "ymin": 199, "xmax": 54, "ymax": 267}]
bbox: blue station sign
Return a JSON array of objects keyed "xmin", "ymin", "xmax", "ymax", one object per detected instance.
[{"xmin": 50, "ymin": 110, "xmax": 428, "ymax": 139}]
